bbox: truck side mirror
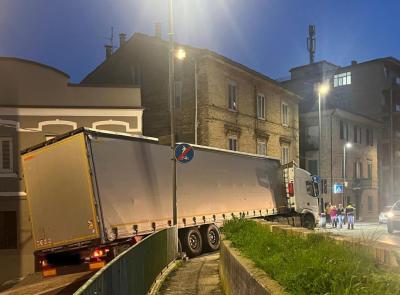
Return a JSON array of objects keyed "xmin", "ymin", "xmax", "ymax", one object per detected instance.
[{"xmin": 306, "ymin": 181, "xmax": 320, "ymax": 198}]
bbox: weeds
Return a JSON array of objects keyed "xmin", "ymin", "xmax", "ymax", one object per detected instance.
[{"xmin": 223, "ymin": 219, "xmax": 400, "ymax": 295}]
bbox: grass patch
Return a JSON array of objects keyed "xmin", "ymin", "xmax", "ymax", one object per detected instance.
[{"xmin": 223, "ymin": 219, "xmax": 400, "ymax": 295}]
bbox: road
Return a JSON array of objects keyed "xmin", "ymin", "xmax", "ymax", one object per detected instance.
[{"xmin": 317, "ymin": 222, "xmax": 400, "ymax": 248}]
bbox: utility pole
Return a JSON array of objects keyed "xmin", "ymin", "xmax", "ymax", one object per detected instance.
[
  {"xmin": 307, "ymin": 25, "xmax": 316, "ymax": 64},
  {"xmin": 168, "ymin": 0, "xmax": 177, "ymax": 226}
]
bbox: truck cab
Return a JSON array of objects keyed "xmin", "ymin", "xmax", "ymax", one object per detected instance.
[{"xmin": 284, "ymin": 163, "xmax": 319, "ymax": 228}]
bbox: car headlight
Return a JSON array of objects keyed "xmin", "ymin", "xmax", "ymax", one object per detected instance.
[{"xmin": 387, "ymin": 212, "xmax": 394, "ymax": 218}]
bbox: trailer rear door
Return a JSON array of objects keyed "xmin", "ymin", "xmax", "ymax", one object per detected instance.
[{"xmin": 22, "ymin": 133, "xmax": 100, "ymax": 251}]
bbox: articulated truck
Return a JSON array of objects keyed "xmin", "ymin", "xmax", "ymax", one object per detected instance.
[{"xmin": 21, "ymin": 128, "xmax": 319, "ymax": 274}]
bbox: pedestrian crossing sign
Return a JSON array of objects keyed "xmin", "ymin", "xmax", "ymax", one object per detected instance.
[{"xmin": 333, "ymin": 183, "xmax": 344, "ymax": 194}]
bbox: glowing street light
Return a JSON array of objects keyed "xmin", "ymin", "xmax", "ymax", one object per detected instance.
[{"xmin": 175, "ymin": 48, "xmax": 186, "ymax": 60}]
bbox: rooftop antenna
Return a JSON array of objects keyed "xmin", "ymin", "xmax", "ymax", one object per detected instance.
[
  {"xmin": 105, "ymin": 26, "xmax": 115, "ymax": 53},
  {"xmin": 307, "ymin": 25, "xmax": 316, "ymax": 64}
]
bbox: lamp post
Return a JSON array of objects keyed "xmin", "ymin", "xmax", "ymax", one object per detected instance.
[
  {"xmin": 343, "ymin": 142, "xmax": 352, "ymax": 205},
  {"xmin": 175, "ymin": 48, "xmax": 199, "ymax": 145},
  {"xmin": 317, "ymin": 83, "xmax": 329, "ymax": 214},
  {"xmin": 168, "ymin": 0, "xmax": 177, "ymax": 227}
]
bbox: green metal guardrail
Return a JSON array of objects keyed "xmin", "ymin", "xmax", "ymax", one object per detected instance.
[{"xmin": 74, "ymin": 226, "xmax": 178, "ymax": 295}]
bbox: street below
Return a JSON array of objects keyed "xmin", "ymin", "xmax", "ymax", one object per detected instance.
[{"xmin": 318, "ymin": 222, "xmax": 400, "ymax": 248}]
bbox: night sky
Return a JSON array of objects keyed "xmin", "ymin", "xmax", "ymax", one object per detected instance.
[{"xmin": 1, "ymin": 0, "xmax": 399, "ymax": 83}]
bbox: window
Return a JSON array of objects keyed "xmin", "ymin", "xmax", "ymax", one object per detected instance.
[
  {"xmin": 228, "ymin": 80, "xmax": 237, "ymax": 111},
  {"xmin": 333, "ymin": 72, "xmax": 351, "ymax": 87},
  {"xmin": 353, "ymin": 126, "xmax": 361, "ymax": 143},
  {"xmin": 174, "ymin": 81, "xmax": 182, "ymax": 109},
  {"xmin": 307, "ymin": 160, "xmax": 318, "ymax": 176},
  {"xmin": 228, "ymin": 135, "xmax": 237, "ymax": 151},
  {"xmin": 354, "ymin": 161, "xmax": 362, "ymax": 179},
  {"xmin": 281, "ymin": 103, "xmax": 289, "ymax": 126},
  {"xmin": 306, "ymin": 126, "xmax": 319, "ymax": 146},
  {"xmin": 368, "ymin": 196, "xmax": 373, "ymax": 212},
  {"xmin": 257, "ymin": 94, "xmax": 265, "ymax": 119},
  {"xmin": 367, "ymin": 160, "xmax": 373, "ymax": 179},
  {"xmin": 0, "ymin": 211, "xmax": 17, "ymax": 249},
  {"xmin": 281, "ymin": 145, "xmax": 289, "ymax": 164},
  {"xmin": 257, "ymin": 140, "xmax": 266, "ymax": 155},
  {"xmin": 130, "ymin": 65, "xmax": 142, "ymax": 85},
  {"xmin": 0, "ymin": 138, "xmax": 12, "ymax": 173},
  {"xmin": 340, "ymin": 121, "xmax": 349, "ymax": 140},
  {"xmin": 366, "ymin": 129, "xmax": 373, "ymax": 146}
]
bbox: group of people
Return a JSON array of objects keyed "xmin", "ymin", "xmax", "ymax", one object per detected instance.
[{"xmin": 325, "ymin": 203, "xmax": 356, "ymax": 229}]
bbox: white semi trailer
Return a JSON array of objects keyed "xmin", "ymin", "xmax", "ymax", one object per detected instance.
[{"xmin": 21, "ymin": 128, "xmax": 319, "ymax": 274}]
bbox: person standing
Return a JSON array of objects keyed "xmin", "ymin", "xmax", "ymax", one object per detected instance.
[
  {"xmin": 346, "ymin": 203, "xmax": 356, "ymax": 229},
  {"xmin": 330, "ymin": 205, "xmax": 338, "ymax": 228},
  {"xmin": 337, "ymin": 204, "xmax": 345, "ymax": 229},
  {"xmin": 325, "ymin": 203, "xmax": 332, "ymax": 225}
]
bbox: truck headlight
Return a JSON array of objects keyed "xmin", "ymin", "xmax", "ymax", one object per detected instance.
[{"xmin": 386, "ymin": 212, "xmax": 394, "ymax": 218}]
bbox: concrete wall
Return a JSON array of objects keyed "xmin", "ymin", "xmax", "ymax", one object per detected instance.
[{"xmin": 220, "ymin": 239, "xmax": 287, "ymax": 295}]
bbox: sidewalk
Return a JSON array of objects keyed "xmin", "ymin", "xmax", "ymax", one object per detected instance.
[{"xmin": 159, "ymin": 252, "xmax": 223, "ymax": 295}]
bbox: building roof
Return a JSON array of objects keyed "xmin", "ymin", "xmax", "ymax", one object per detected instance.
[
  {"xmin": 0, "ymin": 57, "xmax": 142, "ymax": 108},
  {"xmin": 289, "ymin": 60, "xmax": 340, "ymax": 73},
  {"xmin": 0, "ymin": 56, "xmax": 70, "ymax": 78},
  {"xmin": 82, "ymin": 33, "xmax": 302, "ymax": 100}
]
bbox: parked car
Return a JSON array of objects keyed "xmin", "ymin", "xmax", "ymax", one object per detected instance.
[
  {"xmin": 387, "ymin": 201, "xmax": 400, "ymax": 234},
  {"xmin": 379, "ymin": 206, "xmax": 393, "ymax": 224}
]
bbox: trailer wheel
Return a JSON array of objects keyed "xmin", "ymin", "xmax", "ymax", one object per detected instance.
[
  {"xmin": 201, "ymin": 224, "xmax": 220, "ymax": 252},
  {"xmin": 302, "ymin": 214, "xmax": 315, "ymax": 230},
  {"xmin": 181, "ymin": 227, "xmax": 203, "ymax": 257}
]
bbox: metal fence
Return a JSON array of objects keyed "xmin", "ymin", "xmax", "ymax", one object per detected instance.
[{"xmin": 74, "ymin": 226, "xmax": 178, "ymax": 295}]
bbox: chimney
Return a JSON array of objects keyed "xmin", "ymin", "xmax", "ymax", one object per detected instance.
[
  {"xmin": 119, "ymin": 33, "xmax": 126, "ymax": 47},
  {"xmin": 105, "ymin": 45, "xmax": 112, "ymax": 59},
  {"xmin": 155, "ymin": 22, "xmax": 162, "ymax": 39},
  {"xmin": 351, "ymin": 60, "xmax": 357, "ymax": 65}
]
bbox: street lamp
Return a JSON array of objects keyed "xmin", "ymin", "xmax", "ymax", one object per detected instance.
[
  {"xmin": 317, "ymin": 82, "xmax": 329, "ymax": 214},
  {"xmin": 167, "ymin": 0, "xmax": 177, "ymax": 228},
  {"xmin": 343, "ymin": 142, "xmax": 352, "ymax": 204},
  {"xmin": 174, "ymin": 48, "xmax": 199, "ymax": 145}
]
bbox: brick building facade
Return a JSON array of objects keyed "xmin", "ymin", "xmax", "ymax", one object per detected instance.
[{"xmin": 82, "ymin": 33, "xmax": 300, "ymax": 163}]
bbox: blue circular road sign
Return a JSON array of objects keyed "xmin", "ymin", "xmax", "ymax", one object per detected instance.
[{"xmin": 175, "ymin": 143, "xmax": 195, "ymax": 164}]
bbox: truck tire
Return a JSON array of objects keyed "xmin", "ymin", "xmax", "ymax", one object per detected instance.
[
  {"xmin": 201, "ymin": 224, "xmax": 220, "ymax": 252},
  {"xmin": 388, "ymin": 221, "xmax": 394, "ymax": 234},
  {"xmin": 302, "ymin": 214, "xmax": 315, "ymax": 230},
  {"xmin": 181, "ymin": 227, "xmax": 203, "ymax": 257}
]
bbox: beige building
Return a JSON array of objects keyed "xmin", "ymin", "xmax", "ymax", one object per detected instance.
[
  {"xmin": 302, "ymin": 108, "xmax": 381, "ymax": 220},
  {"xmin": 82, "ymin": 32, "xmax": 301, "ymax": 164},
  {"xmin": 0, "ymin": 57, "xmax": 143, "ymax": 285}
]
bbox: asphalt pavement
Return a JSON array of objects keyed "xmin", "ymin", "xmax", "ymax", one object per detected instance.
[{"xmin": 317, "ymin": 222, "xmax": 400, "ymax": 248}]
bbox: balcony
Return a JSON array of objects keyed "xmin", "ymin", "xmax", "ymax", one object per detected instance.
[{"xmin": 351, "ymin": 178, "xmax": 373, "ymax": 190}]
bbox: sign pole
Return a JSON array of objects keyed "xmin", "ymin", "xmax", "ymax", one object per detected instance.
[{"xmin": 168, "ymin": 0, "xmax": 177, "ymax": 227}]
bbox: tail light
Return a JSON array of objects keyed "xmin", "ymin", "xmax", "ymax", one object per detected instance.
[
  {"xmin": 288, "ymin": 182, "xmax": 294, "ymax": 196},
  {"xmin": 91, "ymin": 248, "xmax": 110, "ymax": 259}
]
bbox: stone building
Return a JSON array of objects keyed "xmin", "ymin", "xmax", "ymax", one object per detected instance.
[
  {"xmin": 82, "ymin": 32, "xmax": 301, "ymax": 164},
  {"xmin": 0, "ymin": 57, "xmax": 143, "ymax": 285},
  {"xmin": 301, "ymin": 108, "xmax": 380, "ymax": 221},
  {"xmin": 283, "ymin": 57, "xmax": 400, "ymax": 212}
]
